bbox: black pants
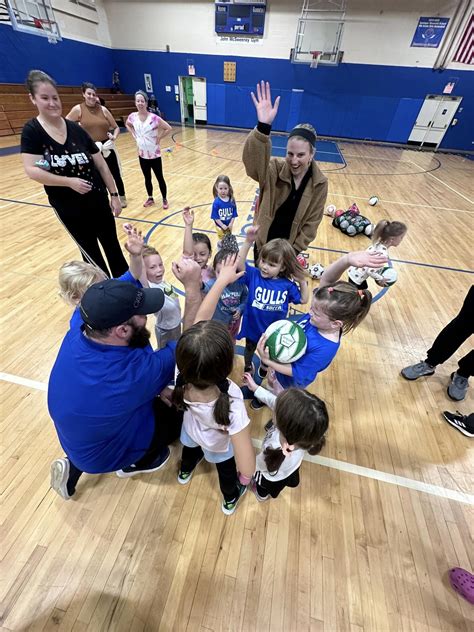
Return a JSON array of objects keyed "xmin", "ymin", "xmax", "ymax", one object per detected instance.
[
  {"xmin": 348, "ymin": 276, "xmax": 369, "ymax": 290},
  {"xmin": 53, "ymin": 192, "xmax": 128, "ymax": 278},
  {"xmin": 180, "ymin": 445, "xmax": 239, "ymax": 502},
  {"xmin": 255, "ymin": 467, "xmax": 300, "ymax": 499},
  {"xmin": 66, "ymin": 398, "xmax": 183, "ymax": 495},
  {"xmin": 244, "ymin": 339, "xmax": 258, "ymax": 370},
  {"xmin": 139, "ymin": 156, "xmax": 167, "ymax": 199},
  {"xmin": 426, "ymin": 285, "xmax": 474, "ymax": 378},
  {"xmin": 103, "ymin": 147, "xmax": 125, "ymax": 197}
]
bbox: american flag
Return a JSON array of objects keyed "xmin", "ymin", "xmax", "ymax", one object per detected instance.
[{"xmin": 453, "ymin": 13, "xmax": 473, "ymax": 64}]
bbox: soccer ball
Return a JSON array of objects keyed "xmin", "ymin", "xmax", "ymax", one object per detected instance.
[
  {"xmin": 264, "ymin": 320, "xmax": 307, "ymax": 364},
  {"xmin": 380, "ymin": 267, "xmax": 397, "ymax": 286},
  {"xmin": 369, "ymin": 196, "xmax": 379, "ymax": 206},
  {"xmin": 309, "ymin": 263, "xmax": 325, "ymax": 279}
]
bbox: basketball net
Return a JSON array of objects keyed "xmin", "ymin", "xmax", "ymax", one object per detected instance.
[{"xmin": 310, "ymin": 51, "xmax": 321, "ymax": 69}]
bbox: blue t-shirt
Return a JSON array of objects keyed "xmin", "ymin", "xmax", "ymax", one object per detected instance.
[
  {"xmin": 275, "ymin": 314, "xmax": 341, "ymax": 389},
  {"xmin": 237, "ymin": 263, "xmax": 302, "ymax": 341},
  {"xmin": 211, "ymin": 197, "xmax": 238, "ymax": 227},
  {"xmin": 50, "ymin": 270, "xmax": 175, "ymax": 473},
  {"xmin": 204, "ymin": 279, "xmax": 248, "ymax": 325}
]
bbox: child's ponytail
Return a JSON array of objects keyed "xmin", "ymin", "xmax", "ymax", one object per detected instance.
[
  {"xmin": 171, "ymin": 373, "xmax": 188, "ymax": 411},
  {"xmin": 315, "ymin": 283, "xmax": 372, "ymax": 333},
  {"xmin": 214, "ymin": 379, "xmax": 231, "ymax": 426},
  {"xmin": 372, "ymin": 219, "xmax": 407, "ymax": 244},
  {"xmin": 263, "ymin": 447, "xmax": 285, "ymax": 474}
]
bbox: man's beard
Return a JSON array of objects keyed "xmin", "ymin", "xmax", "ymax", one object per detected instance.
[{"xmin": 128, "ymin": 322, "xmax": 152, "ymax": 348}]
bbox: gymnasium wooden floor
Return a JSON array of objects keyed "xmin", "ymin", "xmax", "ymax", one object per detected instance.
[{"xmin": 1, "ymin": 126, "xmax": 473, "ymax": 631}]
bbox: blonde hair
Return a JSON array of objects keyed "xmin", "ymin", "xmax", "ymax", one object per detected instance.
[
  {"xmin": 58, "ymin": 261, "xmax": 106, "ymax": 305},
  {"xmin": 142, "ymin": 245, "xmax": 160, "ymax": 259}
]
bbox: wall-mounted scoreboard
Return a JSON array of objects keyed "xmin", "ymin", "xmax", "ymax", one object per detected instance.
[{"xmin": 215, "ymin": 1, "xmax": 267, "ymax": 37}]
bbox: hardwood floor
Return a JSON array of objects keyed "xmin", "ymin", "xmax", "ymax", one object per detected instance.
[{"xmin": 0, "ymin": 126, "xmax": 473, "ymax": 631}]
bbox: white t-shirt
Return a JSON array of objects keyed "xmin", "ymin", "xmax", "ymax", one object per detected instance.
[
  {"xmin": 347, "ymin": 242, "xmax": 388, "ymax": 285},
  {"xmin": 126, "ymin": 112, "xmax": 163, "ymax": 159},
  {"xmin": 254, "ymin": 386, "xmax": 305, "ymax": 481},
  {"xmin": 149, "ymin": 280, "xmax": 181, "ymax": 330},
  {"xmin": 183, "ymin": 380, "xmax": 250, "ymax": 453}
]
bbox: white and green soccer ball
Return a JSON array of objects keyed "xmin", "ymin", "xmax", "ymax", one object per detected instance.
[
  {"xmin": 264, "ymin": 320, "xmax": 307, "ymax": 364},
  {"xmin": 380, "ymin": 267, "xmax": 398, "ymax": 286}
]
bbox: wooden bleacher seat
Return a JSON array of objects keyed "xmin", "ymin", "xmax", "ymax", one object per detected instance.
[{"xmin": 0, "ymin": 83, "xmax": 136, "ymax": 136}]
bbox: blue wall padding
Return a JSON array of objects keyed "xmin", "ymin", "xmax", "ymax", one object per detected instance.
[{"xmin": 1, "ymin": 24, "xmax": 473, "ymax": 151}]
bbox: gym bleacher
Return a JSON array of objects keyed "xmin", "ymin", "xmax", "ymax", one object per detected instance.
[{"xmin": 0, "ymin": 84, "xmax": 136, "ymax": 136}]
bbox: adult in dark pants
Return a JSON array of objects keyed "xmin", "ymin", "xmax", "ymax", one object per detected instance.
[
  {"xmin": 66, "ymin": 81, "xmax": 127, "ymax": 207},
  {"xmin": 401, "ymin": 285, "xmax": 473, "ymax": 401},
  {"xmin": 21, "ymin": 70, "xmax": 128, "ymax": 278},
  {"xmin": 48, "ymin": 257, "xmax": 203, "ymax": 500},
  {"xmin": 243, "ymin": 81, "xmax": 328, "ymax": 261}
]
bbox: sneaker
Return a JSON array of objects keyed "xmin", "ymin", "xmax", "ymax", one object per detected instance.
[
  {"xmin": 264, "ymin": 419, "xmax": 274, "ymax": 432},
  {"xmin": 442, "ymin": 411, "xmax": 474, "ymax": 438},
  {"xmin": 257, "ymin": 365, "xmax": 268, "ymax": 380},
  {"xmin": 177, "ymin": 456, "xmax": 204, "ymax": 485},
  {"xmin": 50, "ymin": 458, "xmax": 73, "ymax": 500},
  {"xmin": 221, "ymin": 482, "xmax": 247, "ymax": 515},
  {"xmin": 119, "ymin": 195, "xmax": 127, "ymax": 208},
  {"xmin": 250, "ymin": 397, "xmax": 266, "ymax": 411},
  {"xmin": 143, "ymin": 197, "xmax": 155, "ymax": 208},
  {"xmin": 244, "ymin": 362, "xmax": 255, "ymax": 375},
  {"xmin": 447, "ymin": 372, "xmax": 469, "ymax": 401},
  {"xmin": 401, "ymin": 360, "xmax": 435, "ymax": 381},
  {"xmin": 116, "ymin": 447, "xmax": 171, "ymax": 478},
  {"xmin": 251, "ymin": 479, "xmax": 270, "ymax": 502},
  {"xmin": 162, "ymin": 199, "xmax": 169, "ymax": 210}
]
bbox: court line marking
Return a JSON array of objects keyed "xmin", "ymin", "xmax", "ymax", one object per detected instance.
[
  {"xmin": 329, "ymin": 192, "xmax": 471, "ymax": 213},
  {"xmin": 0, "ymin": 371, "xmax": 471, "ymax": 504},
  {"xmin": 406, "ymin": 159, "xmax": 474, "ymax": 205}
]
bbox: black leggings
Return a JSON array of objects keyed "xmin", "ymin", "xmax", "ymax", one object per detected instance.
[
  {"xmin": 66, "ymin": 398, "xmax": 183, "ymax": 495},
  {"xmin": 53, "ymin": 192, "xmax": 128, "ymax": 278},
  {"xmin": 139, "ymin": 156, "xmax": 167, "ymax": 199},
  {"xmin": 244, "ymin": 339, "xmax": 258, "ymax": 370},
  {"xmin": 181, "ymin": 445, "xmax": 239, "ymax": 502},
  {"xmin": 426, "ymin": 285, "xmax": 474, "ymax": 378},
  {"xmin": 103, "ymin": 147, "xmax": 125, "ymax": 197}
]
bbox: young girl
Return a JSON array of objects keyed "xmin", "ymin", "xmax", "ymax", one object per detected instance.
[
  {"xmin": 347, "ymin": 219, "xmax": 407, "ymax": 288},
  {"xmin": 204, "ymin": 249, "xmax": 248, "ymax": 342},
  {"xmin": 256, "ymin": 250, "xmax": 388, "ymax": 392},
  {"xmin": 126, "ymin": 90, "xmax": 172, "ymax": 209},
  {"xmin": 182, "ymin": 207, "xmax": 215, "ymax": 284},
  {"xmin": 142, "ymin": 245, "xmax": 182, "ymax": 349},
  {"xmin": 172, "ymin": 320, "xmax": 255, "ymax": 515},
  {"xmin": 237, "ymin": 226, "xmax": 309, "ymax": 375},
  {"xmin": 211, "ymin": 175, "xmax": 238, "ymax": 246},
  {"xmin": 242, "ymin": 374, "xmax": 328, "ymax": 501}
]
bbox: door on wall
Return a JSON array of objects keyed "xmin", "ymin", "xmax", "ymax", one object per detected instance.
[
  {"xmin": 408, "ymin": 95, "xmax": 462, "ymax": 149},
  {"xmin": 178, "ymin": 77, "xmax": 207, "ymax": 125}
]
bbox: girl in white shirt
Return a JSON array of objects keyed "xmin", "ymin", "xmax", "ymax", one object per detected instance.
[
  {"xmin": 244, "ymin": 374, "xmax": 329, "ymax": 501},
  {"xmin": 172, "ymin": 320, "xmax": 255, "ymax": 516}
]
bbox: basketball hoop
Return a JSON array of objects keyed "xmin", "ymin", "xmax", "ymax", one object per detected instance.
[
  {"xmin": 310, "ymin": 51, "xmax": 322, "ymax": 69},
  {"xmin": 37, "ymin": 18, "xmax": 60, "ymax": 43}
]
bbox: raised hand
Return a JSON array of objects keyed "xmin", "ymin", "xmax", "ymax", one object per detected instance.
[
  {"xmin": 172, "ymin": 256, "xmax": 202, "ymax": 286},
  {"xmin": 123, "ymin": 223, "xmax": 144, "ymax": 256},
  {"xmin": 250, "ymin": 81, "xmax": 280, "ymax": 125},
  {"xmin": 182, "ymin": 206, "xmax": 194, "ymax": 226},
  {"xmin": 217, "ymin": 253, "xmax": 245, "ymax": 286},
  {"xmin": 245, "ymin": 225, "xmax": 260, "ymax": 244},
  {"xmin": 347, "ymin": 251, "xmax": 388, "ymax": 269}
]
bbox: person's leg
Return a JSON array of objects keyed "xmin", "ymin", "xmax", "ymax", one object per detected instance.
[
  {"xmin": 457, "ymin": 350, "xmax": 474, "ymax": 379},
  {"xmin": 93, "ymin": 196, "xmax": 129, "ymax": 277},
  {"xmin": 104, "ymin": 150, "xmax": 125, "ymax": 197},
  {"xmin": 150, "ymin": 157, "xmax": 168, "ymax": 201},
  {"xmin": 244, "ymin": 339, "xmax": 257, "ymax": 372},
  {"xmin": 216, "ymin": 457, "xmax": 246, "ymax": 514},
  {"xmin": 54, "ymin": 206, "xmax": 111, "ymax": 276},
  {"xmin": 180, "ymin": 445, "xmax": 204, "ymax": 473},
  {"xmin": 50, "ymin": 457, "xmax": 83, "ymax": 500},
  {"xmin": 442, "ymin": 411, "xmax": 474, "ymax": 437},
  {"xmin": 139, "ymin": 156, "xmax": 154, "ymax": 198}
]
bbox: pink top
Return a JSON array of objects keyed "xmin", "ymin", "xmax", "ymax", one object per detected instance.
[
  {"xmin": 183, "ymin": 380, "xmax": 250, "ymax": 453},
  {"xmin": 127, "ymin": 111, "xmax": 162, "ymax": 159}
]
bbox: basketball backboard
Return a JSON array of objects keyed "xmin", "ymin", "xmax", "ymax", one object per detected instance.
[
  {"xmin": 6, "ymin": 0, "xmax": 61, "ymax": 43},
  {"xmin": 291, "ymin": 0, "xmax": 345, "ymax": 66}
]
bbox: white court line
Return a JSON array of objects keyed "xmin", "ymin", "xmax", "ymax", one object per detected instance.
[
  {"xmin": 251, "ymin": 438, "xmax": 473, "ymax": 505},
  {"xmin": 329, "ymin": 192, "xmax": 472, "ymax": 213},
  {"xmin": 0, "ymin": 190, "xmax": 46, "ymax": 210},
  {"xmin": 127, "ymin": 167, "xmax": 250, "ymax": 185},
  {"xmin": 1, "ymin": 371, "xmax": 471, "ymax": 505},
  {"xmin": 406, "ymin": 159, "xmax": 474, "ymax": 205}
]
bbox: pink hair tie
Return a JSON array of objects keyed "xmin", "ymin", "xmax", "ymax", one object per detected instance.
[
  {"xmin": 327, "ymin": 287, "xmax": 334, "ymax": 294},
  {"xmin": 357, "ymin": 289, "xmax": 364, "ymax": 299}
]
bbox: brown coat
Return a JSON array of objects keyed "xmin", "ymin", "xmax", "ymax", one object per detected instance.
[{"xmin": 243, "ymin": 127, "xmax": 328, "ymax": 253}]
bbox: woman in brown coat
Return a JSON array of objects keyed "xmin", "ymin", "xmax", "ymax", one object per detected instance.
[{"xmin": 243, "ymin": 81, "xmax": 328, "ymax": 257}]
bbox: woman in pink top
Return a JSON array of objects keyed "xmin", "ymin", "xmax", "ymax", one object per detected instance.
[{"xmin": 126, "ymin": 90, "xmax": 172, "ymax": 209}]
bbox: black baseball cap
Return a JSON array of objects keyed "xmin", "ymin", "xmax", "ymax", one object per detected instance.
[{"xmin": 80, "ymin": 279, "xmax": 165, "ymax": 329}]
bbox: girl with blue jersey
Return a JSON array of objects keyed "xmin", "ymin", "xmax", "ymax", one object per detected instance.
[
  {"xmin": 236, "ymin": 226, "xmax": 309, "ymax": 375},
  {"xmin": 211, "ymin": 175, "xmax": 238, "ymax": 246}
]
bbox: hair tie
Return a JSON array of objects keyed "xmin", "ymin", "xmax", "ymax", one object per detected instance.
[
  {"xmin": 175, "ymin": 372, "xmax": 185, "ymax": 387},
  {"xmin": 217, "ymin": 379, "xmax": 229, "ymax": 394},
  {"xmin": 327, "ymin": 287, "xmax": 334, "ymax": 294},
  {"xmin": 357, "ymin": 289, "xmax": 364, "ymax": 300}
]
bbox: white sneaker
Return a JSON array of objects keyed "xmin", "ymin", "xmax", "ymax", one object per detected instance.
[{"xmin": 50, "ymin": 458, "xmax": 72, "ymax": 500}]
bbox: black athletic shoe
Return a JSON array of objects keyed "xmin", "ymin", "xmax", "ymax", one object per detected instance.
[
  {"xmin": 257, "ymin": 365, "xmax": 268, "ymax": 380},
  {"xmin": 264, "ymin": 420, "xmax": 274, "ymax": 432},
  {"xmin": 442, "ymin": 411, "xmax": 474, "ymax": 438},
  {"xmin": 116, "ymin": 447, "xmax": 171, "ymax": 478},
  {"xmin": 250, "ymin": 397, "xmax": 266, "ymax": 410}
]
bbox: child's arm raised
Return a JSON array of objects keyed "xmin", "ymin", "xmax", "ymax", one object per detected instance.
[
  {"xmin": 194, "ymin": 254, "xmax": 244, "ymax": 323},
  {"xmin": 231, "ymin": 426, "xmax": 256, "ymax": 483},
  {"xmin": 182, "ymin": 207, "xmax": 195, "ymax": 257},
  {"xmin": 123, "ymin": 223, "xmax": 144, "ymax": 280},
  {"xmin": 319, "ymin": 250, "xmax": 388, "ymax": 289},
  {"xmin": 237, "ymin": 225, "xmax": 259, "ymax": 271},
  {"xmin": 172, "ymin": 257, "xmax": 202, "ymax": 330}
]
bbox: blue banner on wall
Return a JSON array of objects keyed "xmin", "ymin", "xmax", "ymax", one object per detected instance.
[{"xmin": 411, "ymin": 17, "xmax": 449, "ymax": 48}]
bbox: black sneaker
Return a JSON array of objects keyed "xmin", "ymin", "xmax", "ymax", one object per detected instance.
[
  {"xmin": 257, "ymin": 365, "xmax": 268, "ymax": 379},
  {"xmin": 221, "ymin": 483, "xmax": 247, "ymax": 515},
  {"xmin": 116, "ymin": 447, "xmax": 171, "ymax": 478},
  {"xmin": 177, "ymin": 456, "xmax": 204, "ymax": 485},
  {"xmin": 244, "ymin": 362, "xmax": 255, "ymax": 375},
  {"xmin": 442, "ymin": 411, "xmax": 474, "ymax": 438},
  {"xmin": 250, "ymin": 397, "xmax": 266, "ymax": 410}
]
